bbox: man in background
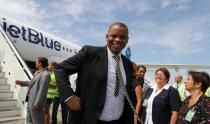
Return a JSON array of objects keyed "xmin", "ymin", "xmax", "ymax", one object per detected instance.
[
  {"xmin": 16, "ymin": 57, "xmax": 50, "ymax": 124},
  {"xmin": 172, "ymin": 74, "xmax": 189, "ymax": 101}
]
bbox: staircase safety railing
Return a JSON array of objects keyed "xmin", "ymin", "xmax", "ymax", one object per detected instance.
[{"xmin": 0, "ymin": 26, "xmax": 33, "ymax": 118}]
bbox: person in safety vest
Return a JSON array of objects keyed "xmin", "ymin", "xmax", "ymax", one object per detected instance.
[
  {"xmin": 202, "ymin": 71, "xmax": 210, "ymax": 97},
  {"xmin": 172, "ymin": 74, "xmax": 190, "ymax": 101},
  {"xmin": 205, "ymin": 86, "xmax": 210, "ymax": 97},
  {"xmin": 45, "ymin": 62, "xmax": 58, "ymax": 124}
]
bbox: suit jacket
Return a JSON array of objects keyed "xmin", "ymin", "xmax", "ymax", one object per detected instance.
[
  {"xmin": 54, "ymin": 45, "xmax": 138, "ymax": 124},
  {"xmin": 21, "ymin": 70, "xmax": 50, "ymax": 109}
]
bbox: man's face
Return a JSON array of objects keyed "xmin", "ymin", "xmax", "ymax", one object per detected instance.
[
  {"xmin": 175, "ymin": 75, "xmax": 182, "ymax": 83},
  {"xmin": 106, "ymin": 25, "xmax": 128, "ymax": 54}
]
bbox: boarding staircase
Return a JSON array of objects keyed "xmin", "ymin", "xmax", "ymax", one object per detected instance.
[
  {"xmin": 0, "ymin": 26, "xmax": 33, "ymax": 123},
  {"xmin": 0, "ymin": 66, "xmax": 25, "ymax": 124}
]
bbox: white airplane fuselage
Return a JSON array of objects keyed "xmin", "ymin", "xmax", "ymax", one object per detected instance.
[{"xmin": 0, "ymin": 16, "xmax": 81, "ymax": 63}]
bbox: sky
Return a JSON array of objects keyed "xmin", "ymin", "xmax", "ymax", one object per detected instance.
[{"xmin": 0, "ymin": 0, "xmax": 210, "ymax": 67}]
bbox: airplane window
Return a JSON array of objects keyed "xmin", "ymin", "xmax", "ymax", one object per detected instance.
[
  {"xmin": 63, "ymin": 47, "xmax": 65, "ymax": 50},
  {"xmin": 70, "ymin": 49, "xmax": 72, "ymax": 52},
  {"xmin": 66, "ymin": 48, "xmax": 68, "ymax": 51}
]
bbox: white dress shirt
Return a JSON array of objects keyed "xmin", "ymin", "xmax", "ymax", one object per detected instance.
[{"xmin": 99, "ymin": 47, "xmax": 127, "ymax": 121}]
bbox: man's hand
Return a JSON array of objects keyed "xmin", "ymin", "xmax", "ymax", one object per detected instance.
[
  {"xmin": 33, "ymin": 103, "xmax": 40, "ymax": 110},
  {"xmin": 15, "ymin": 80, "xmax": 22, "ymax": 85},
  {"xmin": 67, "ymin": 96, "xmax": 82, "ymax": 111}
]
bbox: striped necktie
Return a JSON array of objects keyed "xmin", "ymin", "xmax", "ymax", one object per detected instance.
[
  {"xmin": 113, "ymin": 55, "xmax": 121, "ymax": 97},
  {"xmin": 113, "ymin": 55, "xmax": 143, "ymax": 123}
]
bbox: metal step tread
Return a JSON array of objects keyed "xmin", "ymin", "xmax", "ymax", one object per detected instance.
[
  {"xmin": 0, "ymin": 116, "xmax": 24, "ymax": 122},
  {"xmin": 0, "ymin": 78, "xmax": 7, "ymax": 80},
  {"xmin": 0, "ymin": 98, "xmax": 16, "ymax": 101},
  {"xmin": 0, "ymin": 91, "xmax": 13, "ymax": 93},
  {"xmin": 0, "ymin": 72, "xmax": 5, "ymax": 78},
  {"xmin": 0, "ymin": 83, "xmax": 9, "ymax": 86},
  {"xmin": 0, "ymin": 106, "xmax": 19, "ymax": 111},
  {"xmin": 0, "ymin": 89, "xmax": 10, "ymax": 92},
  {"xmin": 0, "ymin": 98, "xmax": 17, "ymax": 107},
  {"xmin": 0, "ymin": 82, "xmax": 9, "ymax": 86},
  {"xmin": 0, "ymin": 78, "xmax": 7, "ymax": 84}
]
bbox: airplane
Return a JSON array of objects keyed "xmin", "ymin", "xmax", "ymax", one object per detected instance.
[{"xmin": 0, "ymin": 15, "xmax": 81, "ymax": 69}]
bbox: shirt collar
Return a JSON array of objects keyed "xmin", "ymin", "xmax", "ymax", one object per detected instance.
[
  {"xmin": 163, "ymin": 84, "xmax": 170, "ymax": 90},
  {"xmin": 107, "ymin": 47, "xmax": 121, "ymax": 58}
]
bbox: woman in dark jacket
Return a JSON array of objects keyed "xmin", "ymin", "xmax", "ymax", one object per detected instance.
[{"xmin": 141, "ymin": 67, "xmax": 181, "ymax": 124}]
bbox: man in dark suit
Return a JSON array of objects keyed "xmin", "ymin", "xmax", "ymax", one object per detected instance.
[{"xmin": 54, "ymin": 22, "xmax": 139, "ymax": 124}]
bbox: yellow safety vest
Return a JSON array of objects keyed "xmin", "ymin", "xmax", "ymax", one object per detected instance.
[
  {"xmin": 178, "ymin": 83, "xmax": 186, "ymax": 101},
  {"xmin": 205, "ymin": 87, "xmax": 210, "ymax": 97},
  {"xmin": 47, "ymin": 72, "xmax": 58, "ymax": 99}
]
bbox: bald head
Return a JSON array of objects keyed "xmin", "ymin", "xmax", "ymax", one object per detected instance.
[
  {"xmin": 108, "ymin": 22, "xmax": 129, "ymax": 34},
  {"xmin": 175, "ymin": 74, "xmax": 182, "ymax": 84}
]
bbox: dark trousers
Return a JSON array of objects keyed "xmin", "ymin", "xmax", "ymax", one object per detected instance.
[
  {"xmin": 97, "ymin": 120, "xmax": 120, "ymax": 124},
  {"xmin": 51, "ymin": 97, "xmax": 68, "ymax": 124}
]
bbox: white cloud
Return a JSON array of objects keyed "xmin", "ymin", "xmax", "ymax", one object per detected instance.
[
  {"xmin": 50, "ymin": 0, "xmax": 88, "ymax": 20},
  {"xmin": 130, "ymin": 14, "xmax": 210, "ymax": 56},
  {"xmin": 0, "ymin": 0, "xmax": 66, "ymax": 36},
  {"xmin": 126, "ymin": 0, "xmax": 154, "ymax": 13},
  {"xmin": 50, "ymin": 0, "xmax": 118, "ymax": 23},
  {"xmin": 177, "ymin": 4, "xmax": 189, "ymax": 10},
  {"xmin": 0, "ymin": 0, "xmax": 46, "ymax": 29},
  {"xmin": 175, "ymin": 0, "xmax": 191, "ymax": 10},
  {"xmin": 47, "ymin": 0, "xmax": 157, "ymax": 44},
  {"xmin": 0, "ymin": 0, "xmax": 81, "ymax": 43},
  {"xmin": 160, "ymin": 0, "xmax": 171, "ymax": 8},
  {"xmin": 159, "ymin": 0, "xmax": 191, "ymax": 10}
]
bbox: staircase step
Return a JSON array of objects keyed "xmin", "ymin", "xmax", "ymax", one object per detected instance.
[
  {"xmin": 0, "ymin": 84, "xmax": 10, "ymax": 91},
  {"xmin": 0, "ymin": 67, "xmax": 26, "ymax": 124},
  {"xmin": 0, "ymin": 108, "xmax": 20, "ymax": 117},
  {"xmin": 0, "ymin": 106, "xmax": 19, "ymax": 111},
  {"xmin": 0, "ymin": 72, "xmax": 5, "ymax": 78},
  {"xmin": 0, "ymin": 116, "xmax": 25, "ymax": 124},
  {"xmin": 0, "ymin": 91, "xmax": 13, "ymax": 99},
  {"xmin": 0, "ymin": 78, "xmax": 7, "ymax": 84},
  {"xmin": 0, "ymin": 99, "xmax": 17, "ymax": 108}
]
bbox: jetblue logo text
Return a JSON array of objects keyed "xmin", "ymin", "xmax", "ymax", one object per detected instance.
[{"xmin": 2, "ymin": 18, "xmax": 61, "ymax": 51}]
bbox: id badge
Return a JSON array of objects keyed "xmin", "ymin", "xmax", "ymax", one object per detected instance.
[
  {"xmin": 185, "ymin": 110, "xmax": 195, "ymax": 122},
  {"xmin": 143, "ymin": 99, "xmax": 148, "ymax": 107}
]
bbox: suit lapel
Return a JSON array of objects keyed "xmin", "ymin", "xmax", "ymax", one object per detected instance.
[
  {"xmin": 121, "ymin": 55, "xmax": 131, "ymax": 87},
  {"xmin": 101, "ymin": 47, "xmax": 108, "ymax": 84},
  {"xmin": 29, "ymin": 72, "xmax": 42, "ymax": 88}
]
